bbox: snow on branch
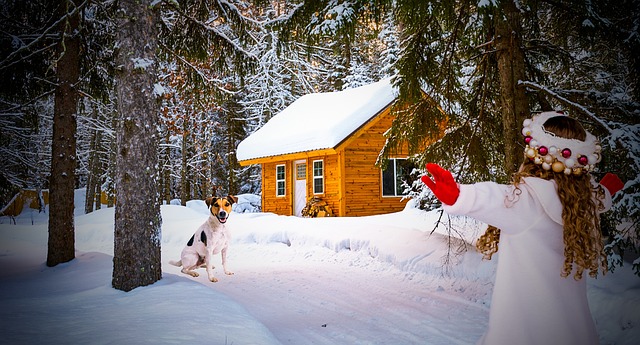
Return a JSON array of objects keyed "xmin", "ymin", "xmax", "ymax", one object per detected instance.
[
  {"xmin": 158, "ymin": 43, "xmax": 236, "ymax": 95},
  {"xmin": 0, "ymin": 0, "xmax": 89, "ymax": 71},
  {"xmin": 215, "ymin": 0, "xmax": 283, "ymax": 27},
  {"xmin": 309, "ymin": 2, "xmax": 357, "ymax": 36},
  {"xmin": 260, "ymin": 3, "xmax": 305, "ymax": 26},
  {"xmin": 163, "ymin": 1, "xmax": 257, "ymax": 61},
  {"xmin": 519, "ymin": 81, "xmax": 613, "ymax": 133}
]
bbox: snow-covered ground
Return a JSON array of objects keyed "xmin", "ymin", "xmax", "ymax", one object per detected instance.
[{"xmin": 0, "ymin": 190, "xmax": 638, "ymax": 344}]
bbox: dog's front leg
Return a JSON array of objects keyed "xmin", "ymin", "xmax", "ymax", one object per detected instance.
[
  {"xmin": 221, "ymin": 246, "xmax": 234, "ymax": 276},
  {"xmin": 205, "ymin": 250, "xmax": 218, "ymax": 283}
]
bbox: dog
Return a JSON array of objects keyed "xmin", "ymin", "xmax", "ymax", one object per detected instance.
[{"xmin": 170, "ymin": 195, "xmax": 238, "ymax": 282}]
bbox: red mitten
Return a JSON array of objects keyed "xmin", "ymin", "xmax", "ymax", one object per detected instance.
[
  {"xmin": 599, "ymin": 173, "xmax": 624, "ymax": 196},
  {"xmin": 421, "ymin": 163, "xmax": 460, "ymax": 205}
]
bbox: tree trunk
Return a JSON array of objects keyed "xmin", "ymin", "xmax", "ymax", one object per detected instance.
[
  {"xmin": 106, "ymin": 115, "xmax": 117, "ymax": 208},
  {"xmin": 92, "ymin": 129, "xmax": 103, "ymax": 211},
  {"xmin": 181, "ymin": 128, "xmax": 188, "ymax": 206},
  {"xmin": 494, "ymin": 0, "xmax": 529, "ymax": 174},
  {"xmin": 112, "ymin": 0, "xmax": 162, "ymax": 292},
  {"xmin": 84, "ymin": 120, "xmax": 100, "ymax": 214},
  {"xmin": 47, "ymin": 0, "xmax": 81, "ymax": 267},
  {"xmin": 163, "ymin": 132, "xmax": 171, "ymax": 204},
  {"xmin": 94, "ymin": 181, "xmax": 102, "ymax": 210}
]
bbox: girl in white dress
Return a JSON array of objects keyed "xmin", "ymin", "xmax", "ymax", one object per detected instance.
[{"xmin": 421, "ymin": 111, "xmax": 624, "ymax": 345}]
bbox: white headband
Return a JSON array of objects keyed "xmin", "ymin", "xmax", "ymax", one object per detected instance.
[{"xmin": 521, "ymin": 111, "xmax": 601, "ymax": 175}]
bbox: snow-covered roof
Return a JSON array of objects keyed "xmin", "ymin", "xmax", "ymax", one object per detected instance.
[{"xmin": 236, "ymin": 78, "xmax": 398, "ymax": 162}]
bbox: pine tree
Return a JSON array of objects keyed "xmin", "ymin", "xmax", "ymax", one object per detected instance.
[
  {"xmin": 378, "ymin": 10, "xmax": 400, "ymax": 78},
  {"xmin": 210, "ymin": 89, "xmax": 246, "ymax": 195},
  {"xmin": 47, "ymin": 0, "xmax": 82, "ymax": 267},
  {"xmin": 112, "ymin": 0, "xmax": 162, "ymax": 291}
]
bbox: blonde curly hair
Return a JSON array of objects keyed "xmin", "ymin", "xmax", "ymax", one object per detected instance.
[{"xmin": 476, "ymin": 116, "xmax": 607, "ymax": 280}]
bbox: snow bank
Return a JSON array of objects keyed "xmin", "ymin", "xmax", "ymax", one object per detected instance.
[
  {"xmin": 225, "ymin": 210, "xmax": 493, "ymax": 282},
  {"xmin": 0, "ymin": 251, "xmax": 279, "ymax": 345}
]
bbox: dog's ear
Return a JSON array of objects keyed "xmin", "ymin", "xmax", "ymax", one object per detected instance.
[
  {"xmin": 226, "ymin": 195, "xmax": 238, "ymax": 205},
  {"xmin": 205, "ymin": 197, "xmax": 215, "ymax": 207}
]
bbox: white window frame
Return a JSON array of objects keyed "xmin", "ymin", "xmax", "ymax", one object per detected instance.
[
  {"xmin": 312, "ymin": 160, "xmax": 324, "ymax": 195},
  {"xmin": 276, "ymin": 164, "xmax": 286, "ymax": 197},
  {"xmin": 381, "ymin": 158, "xmax": 408, "ymax": 197}
]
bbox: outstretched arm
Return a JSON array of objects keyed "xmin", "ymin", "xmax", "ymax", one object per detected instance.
[{"xmin": 421, "ymin": 163, "xmax": 544, "ymax": 234}]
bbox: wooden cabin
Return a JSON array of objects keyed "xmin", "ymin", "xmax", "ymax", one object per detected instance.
[
  {"xmin": 236, "ymin": 78, "xmax": 438, "ymax": 217},
  {"xmin": 0, "ymin": 189, "xmax": 115, "ymax": 218},
  {"xmin": 0, "ymin": 189, "xmax": 49, "ymax": 217}
]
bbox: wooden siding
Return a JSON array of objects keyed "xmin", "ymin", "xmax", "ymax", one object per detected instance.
[
  {"xmin": 342, "ymin": 109, "xmax": 409, "ymax": 217},
  {"xmin": 261, "ymin": 154, "xmax": 342, "ymax": 217},
  {"xmin": 262, "ymin": 161, "xmax": 292, "ymax": 215},
  {"xmin": 310, "ymin": 154, "xmax": 341, "ymax": 216}
]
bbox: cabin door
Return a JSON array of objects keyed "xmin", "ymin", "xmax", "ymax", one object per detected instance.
[{"xmin": 293, "ymin": 160, "xmax": 307, "ymax": 216}]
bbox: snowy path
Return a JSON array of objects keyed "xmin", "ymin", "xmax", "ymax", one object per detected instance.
[{"xmin": 165, "ymin": 243, "xmax": 488, "ymax": 344}]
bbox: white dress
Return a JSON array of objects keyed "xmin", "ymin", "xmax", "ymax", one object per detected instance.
[{"xmin": 443, "ymin": 177, "xmax": 610, "ymax": 345}]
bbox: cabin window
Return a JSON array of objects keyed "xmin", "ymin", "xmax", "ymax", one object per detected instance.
[
  {"xmin": 312, "ymin": 160, "xmax": 324, "ymax": 194},
  {"xmin": 381, "ymin": 158, "xmax": 413, "ymax": 197},
  {"xmin": 276, "ymin": 164, "xmax": 286, "ymax": 197}
]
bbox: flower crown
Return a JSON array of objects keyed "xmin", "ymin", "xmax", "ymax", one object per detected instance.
[{"xmin": 521, "ymin": 111, "xmax": 601, "ymax": 175}]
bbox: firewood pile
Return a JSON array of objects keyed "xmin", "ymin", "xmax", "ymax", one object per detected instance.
[{"xmin": 301, "ymin": 196, "xmax": 333, "ymax": 217}]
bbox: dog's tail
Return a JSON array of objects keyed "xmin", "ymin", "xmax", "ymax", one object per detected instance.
[{"xmin": 168, "ymin": 260, "xmax": 182, "ymax": 267}]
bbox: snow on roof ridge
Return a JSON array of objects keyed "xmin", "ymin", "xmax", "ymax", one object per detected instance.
[{"xmin": 237, "ymin": 78, "xmax": 397, "ymax": 162}]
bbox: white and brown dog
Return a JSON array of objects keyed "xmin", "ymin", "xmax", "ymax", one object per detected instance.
[{"xmin": 170, "ymin": 195, "xmax": 238, "ymax": 282}]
